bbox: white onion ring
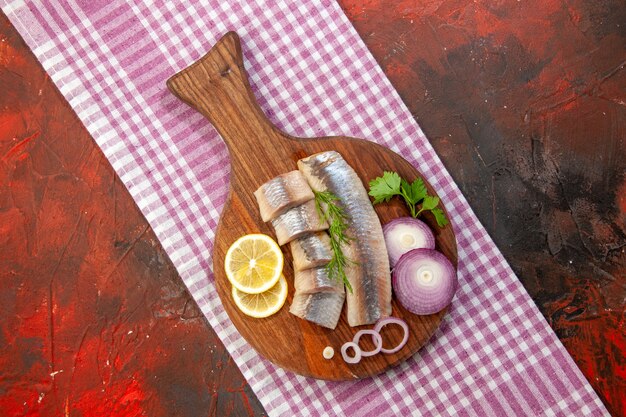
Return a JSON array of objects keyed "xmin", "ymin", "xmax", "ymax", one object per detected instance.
[
  {"xmin": 352, "ymin": 329, "xmax": 383, "ymax": 357},
  {"xmin": 373, "ymin": 317, "xmax": 410, "ymax": 354},
  {"xmin": 340, "ymin": 341, "xmax": 362, "ymax": 364}
]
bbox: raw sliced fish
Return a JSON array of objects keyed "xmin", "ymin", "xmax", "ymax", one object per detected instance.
[
  {"xmin": 271, "ymin": 200, "xmax": 328, "ymax": 246},
  {"xmin": 289, "ymin": 291, "xmax": 345, "ymax": 330},
  {"xmin": 298, "ymin": 151, "xmax": 392, "ymax": 326},
  {"xmin": 254, "ymin": 171, "xmax": 314, "ymax": 222},
  {"xmin": 294, "ymin": 266, "xmax": 343, "ymax": 294},
  {"xmin": 290, "ymin": 232, "xmax": 332, "ymax": 271}
]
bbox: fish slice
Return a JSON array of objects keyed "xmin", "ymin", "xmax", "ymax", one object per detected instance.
[{"xmin": 167, "ymin": 32, "xmax": 457, "ymax": 380}]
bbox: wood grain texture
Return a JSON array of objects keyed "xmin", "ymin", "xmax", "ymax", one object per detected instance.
[{"xmin": 167, "ymin": 32, "xmax": 457, "ymax": 380}]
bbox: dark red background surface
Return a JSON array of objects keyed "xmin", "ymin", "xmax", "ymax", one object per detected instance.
[
  {"xmin": 1, "ymin": 0, "xmax": 624, "ymax": 416},
  {"xmin": 339, "ymin": 1, "xmax": 626, "ymax": 415},
  {"xmin": 0, "ymin": 12, "xmax": 262, "ymax": 417}
]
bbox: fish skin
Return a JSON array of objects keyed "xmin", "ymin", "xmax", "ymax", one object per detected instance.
[
  {"xmin": 290, "ymin": 232, "xmax": 333, "ymax": 272},
  {"xmin": 254, "ymin": 171, "xmax": 314, "ymax": 222},
  {"xmin": 289, "ymin": 292, "xmax": 345, "ymax": 330},
  {"xmin": 294, "ymin": 266, "xmax": 344, "ymax": 294},
  {"xmin": 271, "ymin": 200, "xmax": 329, "ymax": 246},
  {"xmin": 298, "ymin": 151, "xmax": 392, "ymax": 326}
]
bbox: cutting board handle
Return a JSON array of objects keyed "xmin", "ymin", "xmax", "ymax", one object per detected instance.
[{"xmin": 167, "ymin": 32, "xmax": 286, "ymax": 157}]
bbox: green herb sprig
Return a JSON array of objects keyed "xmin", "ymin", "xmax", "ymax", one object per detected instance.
[
  {"xmin": 313, "ymin": 190, "xmax": 354, "ymax": 293},
  {"xmin": 368, "ymin": 171, "xmax": 449, "ymax": 227}
]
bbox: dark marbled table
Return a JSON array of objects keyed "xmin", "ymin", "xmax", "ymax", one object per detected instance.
[{"xmin": 0, "ymin": 1, "xmax": 624, "ymax": 416}]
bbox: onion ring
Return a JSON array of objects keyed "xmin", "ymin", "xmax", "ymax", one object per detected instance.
[
  {"xmin": 383, "ymin": 217, "xmax": 435, "ymax": 268},
  {"xmin": 352, "ymin": 329, "xmax": 383, "ymax": 357},
  {"xmin": 340, "ymin": 342, "xmax": 362, "ymax": 364},
  {"xmin": 373, "ymin": 317, "xmax": 410, "ymax": 354},
  {"xmin": 392, "ymin": 248, "xmax": 457, "ymax": 314}
]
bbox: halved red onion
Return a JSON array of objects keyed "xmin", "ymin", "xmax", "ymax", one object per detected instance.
[
  {"xmin": 393, "ymin": 248, "xmax": 457, "ymax": 315},
  {"xmin": 341, "ymin": 342, "xmax": 362, "ymax": 364},
  {"xmin": 352, "ymin": 329, "xmax": 383, "ymax": 357},
  {"xmin": 373, "ymin": 317, "xmax": 409, "ymax": 354},
  {"xmin": 383, "ymin": 217, "xmax": 435, "ymax": 268}
]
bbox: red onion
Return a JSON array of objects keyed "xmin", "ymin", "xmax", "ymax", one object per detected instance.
[
  {"xmin": 392, "ymin": 248, "xmax": 457, "ymax": 315},
  {"xmin": 340, "ymin": 342, "xmax": 362, "ymax": 364},
  {"xmin": 383, "ymin": 217, "xmax": 435, "ymax": 268},
  {"xmin": 373, "ymin": 317, "xmax": 409, "ymax": 354},
  {"xmin": 340, "ymin": 318, "xmax": 409, "ymax": 363},
  {"xmin": 352, "ymin": 329, "xmax": 383, "ymax": 357}
]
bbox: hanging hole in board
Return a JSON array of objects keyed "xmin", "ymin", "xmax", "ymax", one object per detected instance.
[{"xmin": 220, "ymin": 66, "xmax": 231, "ymax": 77}]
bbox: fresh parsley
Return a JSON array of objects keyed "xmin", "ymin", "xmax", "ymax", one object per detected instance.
[
  {"xmin": 368, "ymin": 171, "xmax": 449, "ymax": 227},
  {"xmin": 313, "ymin": 190, "xmax": 354, "ymax": 293}
]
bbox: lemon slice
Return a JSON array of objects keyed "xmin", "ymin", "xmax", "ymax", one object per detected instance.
[
  {"xmin": 224, "ymin": 234, "xmax": 283, "ymax": 294},
  {"xmin": 232, "ymin": 275, "xmax": 288, "ymax": 318}
]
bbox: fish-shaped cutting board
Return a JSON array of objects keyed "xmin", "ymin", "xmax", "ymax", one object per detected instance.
[{"xmin": 167, "ymin": 32, "xmax": 457, "ymax": 380}]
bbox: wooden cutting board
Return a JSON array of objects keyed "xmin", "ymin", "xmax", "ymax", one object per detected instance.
[{"xmin": 167, "ymin": 32, "xmax": 457, "ymax": 380}]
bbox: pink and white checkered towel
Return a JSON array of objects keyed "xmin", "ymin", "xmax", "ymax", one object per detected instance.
[{"xmin": 2, "ymin": 1, "xmax": 609, "ymax": 416}]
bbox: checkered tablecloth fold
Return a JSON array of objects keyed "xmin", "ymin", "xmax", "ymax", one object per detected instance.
[{"xmin": 1, "ymin": 0, "xmax": 608, "ymax": 416}]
